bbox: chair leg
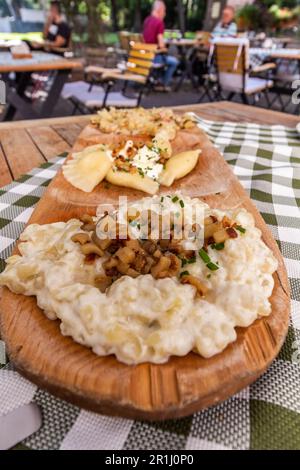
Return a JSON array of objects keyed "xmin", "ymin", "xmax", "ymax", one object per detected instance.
[
  {"xmin": 264, "ymin": 89, "xmax": 271, "ymax": 107},
  {"xmin": 227, "ymin": 92, "xmax": 235, "ymax": 101},
  {"xmin": 122, "ymin": 80, "xmax": 129, "ymax": 94},
  {"xmin": 241, "ymin": 93, "xmax": 249, "ymax": 105},
  {"xmin": 197, "ymin": 87, "xmax": 209, "ymax": 103},
  {"xmin": 102, "ymin": 81, "xmax": 114, "ymax": 108},
  {"xmin": 137, "ymin": 88, "xmax": 144, "ymax": 107}
]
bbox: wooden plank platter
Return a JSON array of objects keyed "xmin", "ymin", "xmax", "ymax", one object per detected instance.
[{"xmin": 0, "ymin": 114, "xmax": 290, "ymax": 421}]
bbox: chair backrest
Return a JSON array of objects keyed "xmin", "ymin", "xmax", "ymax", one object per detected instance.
[
  {"xmin": 212, "ymin": 38, "xmax": 250, "ymax": 93},
  {"xmin": 129, "ymin": 33, "xmax": 144, "ymax": 44},
  {"xmin": 196, "ymin": 31, "xmax": 211, "ymax": 47},
  {"xmin": 119, "ymin": 31, "xmax": 130, "ymax": 52},
  {"xmin": 125, "ymin": 42, "xmax": 157, "ymax": 80}
]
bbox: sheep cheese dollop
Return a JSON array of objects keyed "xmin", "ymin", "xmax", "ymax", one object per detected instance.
[
  {"xmin": 118, "ymin": 140, "xmax": 164, "ymax": 181},
  {"xmin": 0, "ymin": 195, "xmax": 278, "ymax": 365}
]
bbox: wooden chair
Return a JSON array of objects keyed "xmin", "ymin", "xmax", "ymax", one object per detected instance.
[
  {"xmin": 196, "ymin": 31, "xmax": 212, "ymax": 48},
  {"xmin": 62, "ymin": 43, "xmax": 158, "ymax": 112},
  {"xmin": 213, "ymin": 38, "xmax": 275, "ymax": 105}
]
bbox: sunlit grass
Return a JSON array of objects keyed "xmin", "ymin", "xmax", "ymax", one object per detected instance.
[{"xmin": 0, "ymin": 32, "xmax": 43, "ymax": 41}]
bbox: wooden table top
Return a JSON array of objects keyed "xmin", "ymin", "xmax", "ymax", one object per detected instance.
[
  {"xmin": 0, "ymin": 51, "xmax": 82, "ymax": 73},
  {"xmin": 250, "ymin": 47, "xmax": 300, "ymax": 60},
  {"xmin": 166, "ymin": 38, "xmax": 197, "ymax": 47},
  {"xmin": 0, "ymin": 101, "xmax": 299, "ymax": 188}
]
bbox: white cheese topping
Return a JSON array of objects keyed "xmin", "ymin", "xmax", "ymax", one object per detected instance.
[{"xmin": 132, "ymin": 145, "xmax": 164, "ymax": 181}]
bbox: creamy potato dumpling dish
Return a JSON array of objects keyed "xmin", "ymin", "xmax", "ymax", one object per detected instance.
[
  {"xmin": 0, "ymin": 194, "xmax": 278, "ymax": 365},
  {"xmin": 63, "ymin": 108, "xmax": 200, "ymax": 194}
]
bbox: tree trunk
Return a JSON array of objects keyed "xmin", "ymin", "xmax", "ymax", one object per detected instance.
[
  {"xmin": 177, "ymin": 0, "xmax": 186, "ymax": 34},
  {"xmin": 134, "ymin": 0, "xmax": 142, "ymax": 32},
  {"xmin": 86, "ymin": 0, "xmax": 101, "ymax": 46},
  {"xmin": 111, "ymin": 0, "xmax": 119, "ymax": 32},
  {"xmin": 204, "ymin": 0, "xmax": 227, "ymax": 31}
]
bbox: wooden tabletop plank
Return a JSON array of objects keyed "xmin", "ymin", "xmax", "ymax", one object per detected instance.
[
  {"xmin": 52, "ymin": 123, "xmax": 86, "ymax": 147},
  {"xmin": 27, "ymin": 126, "xmax": 71, "ymax": 160},
  {"xmin": 0, "ymin": 145, "xmax": 12, "ymax": 187},
  {"xmin": 0, "ymin": 115, "xmax": 91, "ymax": 130},
  {"xmin": 0, "ymin": 102, "xmax": 299, "ymax": 188},
  {"xmin": 0, "ymin": 129, "xmax": 45, "ymax": 180},
  {"xmin": 0, "ymin": 59, "xmax": 83, "ymax": 73},
  {"xmin": 175, "ymin": 102, "xmax": 300, "ymax": 127}
]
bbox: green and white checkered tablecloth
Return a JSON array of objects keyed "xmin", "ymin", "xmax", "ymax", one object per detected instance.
[{"xmin": 0, "ymin": 118, "xmax": 300, "ymax": 450}]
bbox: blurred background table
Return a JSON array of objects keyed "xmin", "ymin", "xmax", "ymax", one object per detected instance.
[{"xmin": 0, "ymin": 52, "xmax": 82, "ymax": 121}]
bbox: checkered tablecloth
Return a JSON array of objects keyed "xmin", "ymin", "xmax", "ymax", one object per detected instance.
[{"xmin": 0, "ymin": 118, "xmax": 300, "ymax": 450}]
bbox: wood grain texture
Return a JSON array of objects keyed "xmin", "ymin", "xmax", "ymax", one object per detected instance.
[
  {"xmin": 0, "ymin": 111, "xmax": 290, "ymax": 420},
  {"xmin": 0, "ymin": 128, "xmax": 45, "ymax": 180},
  {"xmin": 0, "ymin": 144, "xmax": 12, "ymax": 187},
  {"xmin": 26, "ymin": 126, "xmax": 71, "ymax": 160},
  {"xmin": 0, "ymin": 59, "xmax": 82, "ymax": 74},
  {"xmin": 0, "ymin": 102, "xmax": 299, "ymax": 187}
]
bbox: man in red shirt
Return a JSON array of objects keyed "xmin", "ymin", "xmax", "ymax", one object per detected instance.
[{"xmin": 143, "ymin": 1, "xmax": 179, "ymax": 90}]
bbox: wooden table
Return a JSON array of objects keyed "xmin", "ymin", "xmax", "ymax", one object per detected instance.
[
  {"xmin": 0, "ymin": 101, "xmax": 299, "ymax": 188},
  {"xmin": 0, "ymin": 51, "xmax": 82, "ymax": 121},
  {"xmin": 250, "ymin": 47, "xmax": 300, "ymax": 61},
  {"xmin": 166, "ymin": 38, "xmax": 197, "ymax": 47}
]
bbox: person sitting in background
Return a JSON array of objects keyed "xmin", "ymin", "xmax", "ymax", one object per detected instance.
[
  {"xmin": 212, "ymin": 6, "xmax": 237, "ymax": 38},
  {"xmin": 43, "ymin": 1, "xmax": 71, "ymax": 48},
  {"xmin": 30, "ymin": 0, "xmax": 71, "ymax": 52},
  {"xmin": 143, "ymin": 0, "xmax": 179, "ymax": 91}
]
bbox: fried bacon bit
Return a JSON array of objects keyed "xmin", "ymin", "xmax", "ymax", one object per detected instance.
[
  {"xmin": 226, "ymin": 227, "xmax": 238, "ymax": 239},
  {"xmin": 72, "ymin": 209, "xmax": 241, "ymax": 294},
  {"xmin": 94, "ymin": 275, "xmax": 112, "ymax": 293},
  {"xmin": 204, "ymin": 222, "xmax": 223, "ymax": 239},
  {"xmin": 222, "ymin": 216, "xmax": 232, "ymax": 228},
  {"xmin": 180, "ymin": 275, "xmax": 208, "ymax": 297},
  {"xmin": 204, "ymin": 215, "xmax": 217, "ymax": 225}
]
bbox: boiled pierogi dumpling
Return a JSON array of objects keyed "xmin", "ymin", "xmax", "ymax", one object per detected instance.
[
  {"xmin": 106, "ymin": 168, "xmax": 159, "ymax": 195},
  {"xmin": 159, "ymin": 150, "xmax": 201, "ymax": 187},
  {"xmin": 63, "ymin": 145, "xmax": 113, "ymax": 193}
]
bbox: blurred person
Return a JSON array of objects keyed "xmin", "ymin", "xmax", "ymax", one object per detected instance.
[
  {"xmin": 30, "ymin": 0, "xmax": 71, "ymax": 51},
  {"xmin": 143, "ymin": 0, "xmax": 179, "ymax": 91},
  {"xmin": 43, "ymin": 1, "xmax": 71, "ymax": 48},
  {"xmin": 212, "ymin": 6, "xmax": 237, "ymax": 38}
]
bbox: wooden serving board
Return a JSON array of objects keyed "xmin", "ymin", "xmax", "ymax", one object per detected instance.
[{"xmin": 0, "ymin": 119, "xmax": 290, "ymax": 421}]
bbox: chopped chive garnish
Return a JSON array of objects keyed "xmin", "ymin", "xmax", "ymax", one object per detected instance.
[
  {"xmin": 179, "ymin": 200, "xmax": 184, "ymax": 208},
  {"xmin": 172, "ymin": 196, "xmax": 179, "ymax": 203},
  {"xmin": 236, "ymin": 225, "xmax": 246, "ymax": 234},
  {"xmin": 181, "ymin": 258, "xmax": 188, "ymax": 267},
  {"xmin": 211, "ymin": 242, "xmax": 225, "ymax": 250},
  {"xmin": 160, "ymin": 196, "xmax": 164, "ymax": 203},
  {"xmin": 187, "ymin": 257, "xmax": 196, "ymax": 264},
  {"xmin": 207, "ymin": 274, "xmax": 211, "ymax": 279},
  {"xmin": 137, "ymin": 223, "xmax": 140, "ymax": 230},
  {"xmin": 199, "ymin": 248, "xmax": 219, "ymax": 271},
  {"xmin": 199, "ymin": 248, "xmax": 210, "ymax": 264},
  {"xmin": 207, "ymin": 262, "xmax": 219, "ymax": 271},
  {"xmin": 180, "ymin": 270, "xmax": 190, "ymax": 278}
]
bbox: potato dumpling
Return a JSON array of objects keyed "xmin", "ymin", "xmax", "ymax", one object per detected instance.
[
  {"xmin": 159, "ymin": 149, "xmax": 201, "ymax": 187},
  {"xmin": 106, "ymin": 169, "xmax": 159, "ymax": 195},
  {"xmin": 63, "ymin": 145, "xmax": 113, "ymax": 193}
]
